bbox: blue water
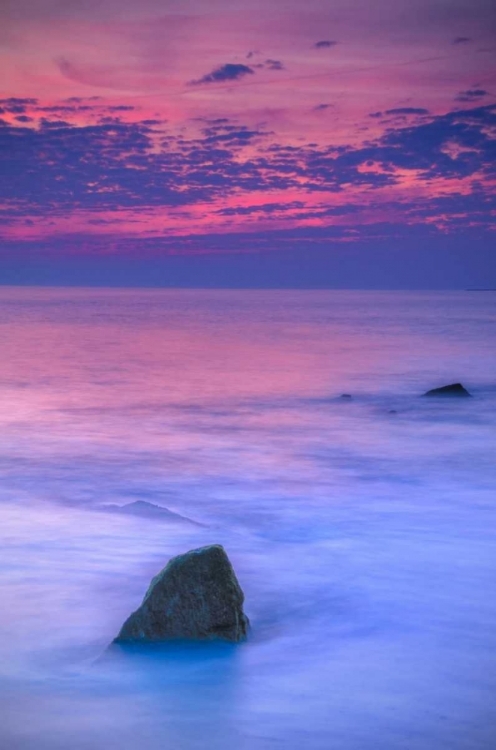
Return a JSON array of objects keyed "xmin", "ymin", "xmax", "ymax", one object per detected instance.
[{"xmin": 0, "ymin": 288, "xmax": 495, "ymax": 749}]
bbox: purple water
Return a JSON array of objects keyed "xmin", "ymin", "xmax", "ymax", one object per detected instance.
[{"xmin": 1, "ymin": 288, "xmax": 495, "ymax": 749}]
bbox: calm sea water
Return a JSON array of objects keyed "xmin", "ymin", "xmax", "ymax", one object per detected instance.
[{"xmin": 1, "ymin": 288, "xmax": 495, "ymax": 750}]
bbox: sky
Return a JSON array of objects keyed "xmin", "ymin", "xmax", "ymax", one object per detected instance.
[{"xmin": 0, "ymin": 0, "xmax": 495, "ymax": 286}]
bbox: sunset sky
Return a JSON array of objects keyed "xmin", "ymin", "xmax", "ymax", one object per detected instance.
[{"xmin": 1, "ymin": 0, "xmax": 495, "ymax": 286}]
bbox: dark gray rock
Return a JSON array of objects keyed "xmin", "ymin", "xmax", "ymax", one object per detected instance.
[
  {"xmin": 423, "ymin": 383, "xmax": 471, "ymax": 398},
  {"xmin": 113, "ymin": 545, "xmax": 249, "ymax": 644}
]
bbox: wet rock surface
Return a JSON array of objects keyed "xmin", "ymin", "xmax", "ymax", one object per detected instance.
[
  {"xmin": 423, "ymin": 383, "xmax": 471, "ymax": 398},
  {"xmin": 114, "ymin": 545, "xmax": 249, "ymax": 644}
]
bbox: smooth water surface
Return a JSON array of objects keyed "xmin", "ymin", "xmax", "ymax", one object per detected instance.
[{"xmin": 1, "ymin": 289, "xmax": 495, "ymax": 749}]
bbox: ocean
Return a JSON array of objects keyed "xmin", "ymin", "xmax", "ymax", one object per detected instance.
[{"xmin": 0, "ymin": 287, "xmax": 495, "ymax": 749}]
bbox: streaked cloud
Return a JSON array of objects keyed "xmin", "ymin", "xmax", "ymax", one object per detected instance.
[
  {"xmin": 189, "ymin": 64, "xmax": 255, "ymax": 85},
  {"xmin": 314, "ymin": 41, "xmax": 337, "ymax": 49}
]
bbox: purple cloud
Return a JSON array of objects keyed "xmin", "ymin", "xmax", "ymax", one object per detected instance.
[
  {"xmin": 315, "ymin": 40, "xmax": 337, "ymax": 49},
  {"xmin": 265, "ymin": 59, "xmax": 284, "ymax": 71},
  {"xmin": 189, "ymin": 64, "xmax": 254, "ymax": 85},
  {"xmin": 384, "ymin": 108, "xmax": 430, "ymax": 116},
  {"xmin": 455, "ymin": 89, "xmax": 488, "ymax": 103},
  {"xmin": 0, "ymin": 104, "xmax": 495, "ymax": 237},
  {"xmin": 0, "ymin": 97, "xmax": 38, "ymax": 114}
]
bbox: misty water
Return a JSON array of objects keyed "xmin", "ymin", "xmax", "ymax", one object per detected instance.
[{"xmin": 1, "ymin": 288, "xmax": 495, "ymax": 750}]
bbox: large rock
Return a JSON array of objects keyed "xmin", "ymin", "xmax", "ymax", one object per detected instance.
[
  {"xmin": 113, "ymin": 545, "xmax": 249, "ymax": 644},
  {"xmin": 423, "ymin": 382, "xmax": 471, "ymax": 398}
]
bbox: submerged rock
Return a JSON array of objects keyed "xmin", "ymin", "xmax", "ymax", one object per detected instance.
[
  {"xmin": 423, "ymin": 383, "xmax": 471, "ymax": 398},
  {"xmin": 100, "ymin": 500, "xmax": 203, "ymax": 526},
  {"xmin": 340, "ymin": 393, "xmax": 352, "ymax": 400},
  {"xmin": 113, "ymin": 545, "xmax": 249, "ymax": 644}
]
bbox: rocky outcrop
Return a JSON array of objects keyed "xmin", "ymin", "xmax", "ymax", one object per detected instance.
[
  {"xmin": 423, "ymin": 383, "xmax": 471, "ymax": 398},
  {"xmin": 113, "ymin": 545, "xmax": 249, "ymax": 644}
]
